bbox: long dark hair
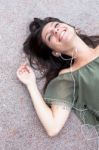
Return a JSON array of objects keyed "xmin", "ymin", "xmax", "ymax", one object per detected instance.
[{"xmin": 23, "ymin": 17, "xmax": 99, "ymax": 93}]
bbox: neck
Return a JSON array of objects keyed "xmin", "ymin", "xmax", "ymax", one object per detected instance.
[{"xmin": 64, "ymin": 35, "xmax": 96, "ymax": 64}]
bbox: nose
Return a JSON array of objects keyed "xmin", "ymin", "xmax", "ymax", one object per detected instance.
[
  {"xmin": 53, "ymin": 28, "xmax": 59, "ymax": 34},
  {"xmin": 51, "ymin": 27, "xmax": 59, "ymax": 35}
]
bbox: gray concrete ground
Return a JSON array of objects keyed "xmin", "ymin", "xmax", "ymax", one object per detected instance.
[{"xmin": 0, "ymin": 0, "xmax": 99, "ymax": 149}]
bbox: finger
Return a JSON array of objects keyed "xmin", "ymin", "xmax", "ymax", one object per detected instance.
[
  {"xmin": 23, "ymin": 68, "xmax": 30, "ymax": 73},
  {"xmin": 18, "ymin": 71, "xmax": 26, "ymax": 76},
  {"xmin": 20, "ymin": 70, "xmax": 27, "ymax": 74},
  {"xmin": 21, "ymin": 66, "xmax": 30, "ymax": 73},
  {"xmin": 17, "ymin": 65, "xmax": 31, "ymax": 74},
  {"xmin": 20, "ymin": 64, "xmax": 29, "ymax": 69},
  {"xmin": 19, "ymin": 65, "xmax": 28, "ymax": 71},
  {"xmin": 22, "ymin": 65, "xmax": 31, "ymax": 73},
  {"xmin": 24, "ymin": 65, "xmax": 32, "ymax": 71},
  {"xmin": 19, "ymin": 67, "xmax": 30, "ymax": 74}
]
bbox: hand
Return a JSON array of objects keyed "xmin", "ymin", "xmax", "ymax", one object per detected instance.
[{"xmin": 17, "ymin": 63, "xmax": 36, "ymax": 86}]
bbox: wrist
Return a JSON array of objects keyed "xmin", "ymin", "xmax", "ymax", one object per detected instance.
[{"xmin": 27, "ymin": 81, "xmax": 37, "ymax": 89}]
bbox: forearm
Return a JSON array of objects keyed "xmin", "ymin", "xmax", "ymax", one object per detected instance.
[{"xmin": 27, "ymin": 83, "xmax": 55, "ymax": 135}]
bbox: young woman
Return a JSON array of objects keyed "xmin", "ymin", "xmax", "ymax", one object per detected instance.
[{"xmin": 17, "ymin": 17, "xmax": 99, "ymax": 137}]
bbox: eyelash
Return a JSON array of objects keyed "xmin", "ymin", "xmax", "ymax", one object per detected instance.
[
  {"xmin": 48, "ymin": 23, "xmax": 59, "ymax": 41},
  {"xmin": 55, "ymin": 23, "xmax": 59, "ymax": 28}
]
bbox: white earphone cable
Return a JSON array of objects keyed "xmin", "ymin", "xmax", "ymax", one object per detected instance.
[
  {"xmin": 63, "ymin": 49, "xmax": 88, "ymax": 111},
  {"xmin": 69, "ymin": 48, "xmax": 77, "ymax": 107}
]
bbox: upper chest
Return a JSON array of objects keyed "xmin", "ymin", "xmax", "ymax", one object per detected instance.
[{"xmin": 59, "ymin": 45, "xmax": 99, "ymax": 75}]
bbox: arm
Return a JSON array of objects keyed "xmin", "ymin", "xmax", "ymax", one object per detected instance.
[
  {"xmin": 27, "ymin": 83, "xmax": 56, "ymax": 136},
  {"xmin": 27, "ymin": 83, "xmax": 71, "ymax": 137},
  {"xmin": 17, "ymin": 63, "xmax": 71, "ymax": 137}
]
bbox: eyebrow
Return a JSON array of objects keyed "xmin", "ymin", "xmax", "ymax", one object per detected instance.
[{"xmin": 45, "ymin": 22, "xmax": 55, "ymax": 40}]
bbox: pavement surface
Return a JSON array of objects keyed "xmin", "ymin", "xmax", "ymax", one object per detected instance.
[{"xmin": 0, "ymin": 0, "xmax": 99, "ymax": 149}]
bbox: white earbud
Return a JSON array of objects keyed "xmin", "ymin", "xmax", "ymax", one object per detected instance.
[
  {"xmin": 55, "ymin": 52, "xmax": 61, "ymax": 57},
  {"xmin": 52, "ymin": 51, "xmax": 61, "ymax": 57}
]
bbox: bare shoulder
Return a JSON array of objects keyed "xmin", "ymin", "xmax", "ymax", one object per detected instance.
[
  {"xmin": 59, "ymin": 45, "xmax": 99, "ymax": 76},
  {"xmin": 58, "ymin": 68, "xmax": 71, "ymax": 75},
  {"xmin": 93, "ymin": 45, "xmax": 99, "ymax": 56},
  {"xmin": 97, "ymin": 45, "xmax": 99, "ymax": 48},
  {"xmin": 96, "ymin": 45, "xmax": 99, "ymax": 51}
]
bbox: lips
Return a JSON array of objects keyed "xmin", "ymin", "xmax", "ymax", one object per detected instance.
[{"xmin": 59, "ymin": 29, "xmax": 67, "ymax": 41}]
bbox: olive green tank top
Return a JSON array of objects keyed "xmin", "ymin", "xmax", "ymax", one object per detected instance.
[{"xmin": 44, "ymin": 56, "xmax": 99, "ymax": 126}]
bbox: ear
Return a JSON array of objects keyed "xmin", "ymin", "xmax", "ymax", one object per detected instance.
[{"xmin": 52, "ymin": 51, "xmax": 61, "ymax": 57}]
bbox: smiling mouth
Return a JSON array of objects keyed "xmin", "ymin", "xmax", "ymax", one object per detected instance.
[{"xmin": 59, "ymin": 29, "xmax": 67, "ymax": 41}]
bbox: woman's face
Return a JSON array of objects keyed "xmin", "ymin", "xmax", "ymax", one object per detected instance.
[{"xmin": 41, "ymin": 21, "xmax": 76, "ymax": 53}]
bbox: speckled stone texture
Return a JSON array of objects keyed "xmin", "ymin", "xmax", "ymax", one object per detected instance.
[{"xmin": 0, "ymin": 0, "xmax": 99, "ymax": 149}]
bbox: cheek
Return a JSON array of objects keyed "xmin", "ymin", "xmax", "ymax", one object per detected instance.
[
  {"xmin": 69, "ymin": 29, "xmax": 75, "ymax": 41},
  {"xmin": 63, "ymin": 28, "xmax": 75, "ymax": 42},
  {"xmin": 47, "ymin": 37, "xmax": 57, "ymax": 49},
  {"xmin": 52, "ymin": 42, "xmax": 64, "ymax": 52},
  {"xmin": 49, "ymin": 36, "xmax": 65, "ymax": 51}
]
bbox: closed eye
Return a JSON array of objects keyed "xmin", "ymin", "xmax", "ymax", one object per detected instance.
[
  {"xmin": 48, "ymin": 22, "xmax": 59, "ymax": 42},
  {"xmin": 55, "ymin": 23, "xmax": 59, "ymax": 28}
]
